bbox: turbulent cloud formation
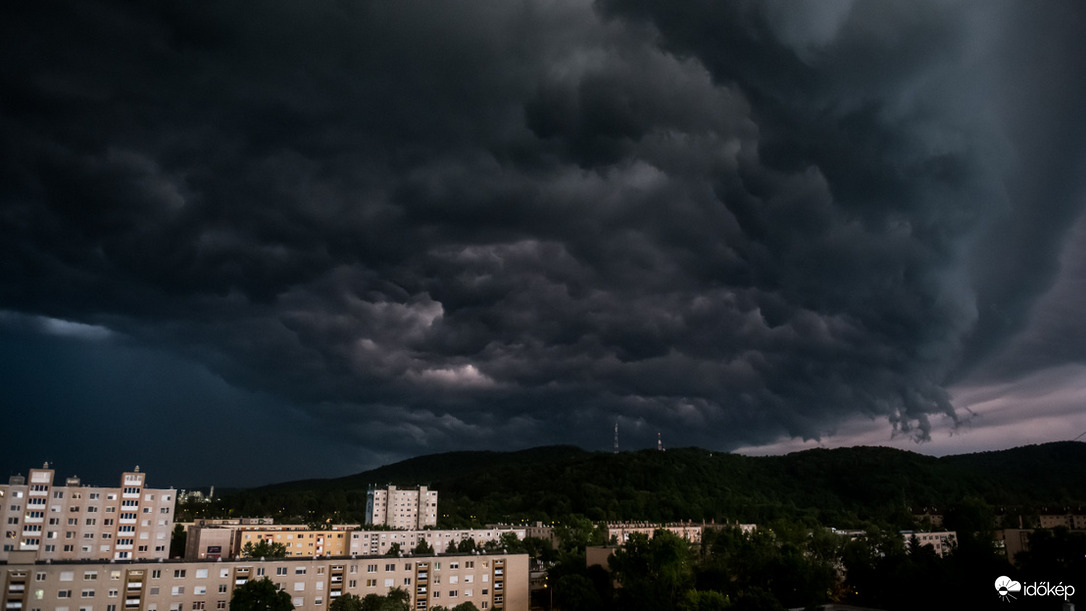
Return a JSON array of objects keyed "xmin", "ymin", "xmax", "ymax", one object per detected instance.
[{"xmin": 2, "ymin": 1, "xmax": 1085, "ymax": 482}]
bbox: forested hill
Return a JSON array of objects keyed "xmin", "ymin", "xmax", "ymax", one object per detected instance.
[{"xmin": 205, "ymin": 442, "xmax": 1086, "ymax": 528}]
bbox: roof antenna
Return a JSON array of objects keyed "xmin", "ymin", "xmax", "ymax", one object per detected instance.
[{"xmin": 613, "ymin": 422, "xmax": 619, "ymax": 454}]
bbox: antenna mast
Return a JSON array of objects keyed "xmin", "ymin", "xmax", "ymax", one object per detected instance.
[{"xmin": 613, "ymin": 422, "xmax": 619, "ymax": 454}]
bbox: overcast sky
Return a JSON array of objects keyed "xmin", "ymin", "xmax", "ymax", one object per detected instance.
[{"xmin": 3, "ymin": 1, "xmax": 1085, "ymax": 487}]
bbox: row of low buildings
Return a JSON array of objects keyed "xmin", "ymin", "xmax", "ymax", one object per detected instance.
[{"xmin": 184, "ymin": 524, "xmax": 533, "ymax": 561}]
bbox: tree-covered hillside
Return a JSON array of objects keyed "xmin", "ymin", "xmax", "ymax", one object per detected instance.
[{"xmin": 193, "ymin": 442, "xmax": 1086, "ymax": 529}]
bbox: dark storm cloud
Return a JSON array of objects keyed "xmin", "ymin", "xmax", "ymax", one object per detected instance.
[{"xmin": 3, "ymin": 0, "xmax": 1085, "ymax": 475}]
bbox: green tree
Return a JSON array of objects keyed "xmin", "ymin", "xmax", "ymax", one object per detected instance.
[
  {"xmin": 413, "ymin": 538, "xmax": 434, "ymax": 555},
  {"xmin": 609, "ymin": 530, "xmax": 693, "ymax": 611},
  {"xmin": 329, "ymin": 593, "xmax": 364, "ymax": 611},
  {"xmin": 553, "ymin": 574, "xmax": 603, "ymax": 611},
  {"xmin": 386, "ymin": 542, "xmax": 402, "ymax": 557},
  {"xmin": 359, "ymin": 588, "xmax": 409, "ymax": 611},
  {"xmin": 230, "ymin": 578, "xmax": 294, "ymax": 611},
  {"xmin": 456, "ymin": 537, "xmax": 478, "ymax": 553},
  {"xmin": 555, "ymin": 515, "xmax": 606, "ymax": 553},
  {"xmin": 242, "ymin": 539, "xmax": 288, "ymax": 558},
  {"xmin": 677, "ymin": 589, "xmax": 730, "ymax": 611}
]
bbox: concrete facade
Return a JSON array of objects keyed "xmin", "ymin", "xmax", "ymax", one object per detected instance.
[
  {"xmin": 1038, "ymin": 514, "xmax": 1086, "ymax": 530},
  {"xmin": 0, "ymin": 466, "xmax": 175, "ymax": 563},
  {"xmin": 365, "ymin": 486, "xmax": 438, "ymax": 530},
  {"xmin": 604, "ymin": 522, "xmax": 705, "ymax": 544},
  {"xmin": 349, "ymin": 526, "xmax": 527, "ymax": 556},
  {"xmin": 0, "ymin": 552, "xmax": 528, "ymax": 611},
  {"xmin": 901, "ymin": 530, "xmax": 957, "ymax": 557},
  {"xmin": 185, "ymin": 524, "xmax": 529, "ymax": 560}
]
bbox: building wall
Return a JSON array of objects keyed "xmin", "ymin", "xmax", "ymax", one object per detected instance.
[
  {"xmin": 235, "ymin": 529, "xmax": 352, "ymax": 559},
  {"xmin": 0, "ymin": 467, "xmax": 175, "ymax": 563},
  {"xmin": 365, "ymin": 486, "xmax": 438, "ymax": 529},
  {"xmin": 1, "ymin": 552, "xmax": 529, "ymax": 611},
  {"xmin": 184, "ymin": 528, "xmax": 236, "ymax": 561},
  {"xmin": 186, "ymin": 525, "xmax": 527, "ymax": 560},
  {"xmin": 604, "ymin": 522, "xmax": 705, "ymax": 544},
  {"xmin": 1038, "ymin": 514, "xmax": 1086, "ymax": 530},
  {"xmin": 349, "ymin": 527, "xmax": 527, "ymax": 556},
  {"xmin": 901, "ymin": 531, "xmax": 957, "ymax": 557}
]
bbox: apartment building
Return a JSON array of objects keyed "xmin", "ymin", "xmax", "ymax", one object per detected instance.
[
  {"xmin": 186, "ymin": 524, "xmax": 527, "ymax": 560},
  {"xmin": 1038, "ymin": 513, "xmax": 1086, "ymax": 530},
  {"xmin": 0, "ymin": 466, "xmax": 175, "ymax": 563},
  {"xmin": 349, "ymin": 526, "xmax": 527, "ymax": 556},
  {"xmin": 365, "ymin": 486, "xmax": 438, "ymax": 529},
  {"xmin": 0, "ymin": 552, "xmax": 528, "ymax": 611},
  {"xmin": 604, "ymin": 522, "xmax": 705, "ymax": 544},
  {"xmin": 901, "ymin": 530, "xmax": 957, "ymax": 557}
]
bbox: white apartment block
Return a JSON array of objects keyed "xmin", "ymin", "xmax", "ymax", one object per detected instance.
[
  {"xmin": 365, "ymin": 486, "xmax": 437, "ymax": 529},
  {"xmin": 902, "ymin": 530, "xmax": 958, "ymax": 557},
  {"xmin": 186, "ymin": 524, "xmax": 527, "ymax": 560},
  {"xmin": 0, "ymin": 465, "xmax": 175, "ymax": 562},
  {"xmin": 604, "ymin": 522, "xmax": 706, "ymax": 545},
  {"xmin": 0, "ymin": 552, "xmax": 528, "ymax": 611},
  {"xmin": 349, "ymin": 526, "xmax": 527, "ymax": 556}
]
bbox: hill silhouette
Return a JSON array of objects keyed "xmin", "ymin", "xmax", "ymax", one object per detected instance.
[{"xmin": 205, "ymin": 442, "xmax": 1086, "ymax": 528}]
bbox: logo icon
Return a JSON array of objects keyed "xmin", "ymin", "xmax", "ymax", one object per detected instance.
[{"xmin": 995, "ymin": 576, "xmax": 1022, "ymax": 602}]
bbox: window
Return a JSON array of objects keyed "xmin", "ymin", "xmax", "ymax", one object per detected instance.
[
  {"xmin": 171, "ymin": 586, "xmax": 185, "ymax": 596},
  {"xmin": 295, "ymin": 568, "xmax": 306, "ymax": 575},
  {"xmin": 194, "ymin": 586, "xmax": 206, "ymax": 595},
  {"xmin": 84, "ymin": 572, "xmax": 98, "ymax": 581},
  {"xmin": 293, "ymin": 583, "xmax": 305, "ymax": 592},
  {"xmin": 384, "ymin": 564, "xmax": 395, "ymax": 572},
  {"xmin": 276, "ymin": 568, "xmax": 287, "ymax": 576},
  {"xmin": 152, "ymin": 570, "xmax": 161, "ymax": 579},
  {"xmin": 195, "ymin": 569, "xmax": 208, "ymax": 579},
  {"xmin": 58, "ymin": 590, "xmax": 72, "ymax": 599},
  {"xmin": 365, "ymin": 580, "xmax": 376, "ymax": 588},
  {"xmin": 61, "ymin": 572, "xmax": 75, "ymax": 582},
  {"xmin": 367, "ymin": 565, "xmax": 377, "ymax": 573},
  {"xmin": 173, "ymin": 570, "xmax": 186, "ymax": 579},
  {"xmin": 218, "ymin": 585, "xmax": 227, "ymax": 594},
  {"xmin": 81, "ymin": 590, "xmax": 94, "ymax": 598}
]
